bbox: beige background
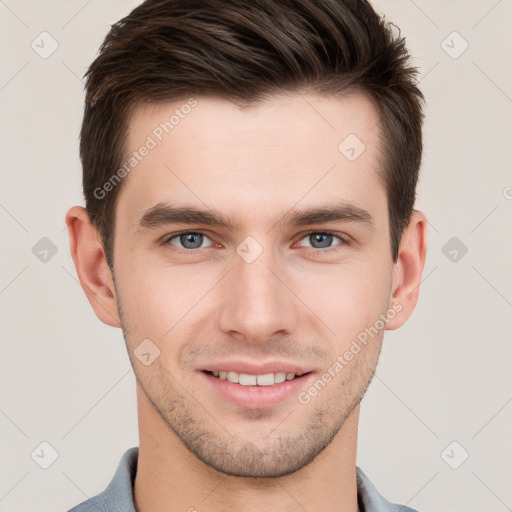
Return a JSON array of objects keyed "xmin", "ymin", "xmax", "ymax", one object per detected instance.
[{"xmin": 1, "ymin": 1, "xmax": 511, "ymax": 511}]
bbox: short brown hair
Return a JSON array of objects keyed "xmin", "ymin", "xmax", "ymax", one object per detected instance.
[{"xmin": 80, "ymin": 0, "xmax": 424, "ymax": 269}]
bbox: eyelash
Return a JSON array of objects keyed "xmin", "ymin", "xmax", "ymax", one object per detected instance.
[{"xmin": 163, "ymin": 230, "xmax": 350, "ymax": 255}]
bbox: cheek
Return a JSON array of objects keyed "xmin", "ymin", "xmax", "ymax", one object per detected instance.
[
  {"xmin": 293, "ymin": 258, "xmax": 392, "ymax": 345},
  {"xmin": 115, "ymin": 252, "xmax": 218, "ymax": 342}
]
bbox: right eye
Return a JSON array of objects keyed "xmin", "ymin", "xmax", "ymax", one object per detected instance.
[{"xmin": 165, "ymin": 231, "xmax": 214, "ymax": 250}]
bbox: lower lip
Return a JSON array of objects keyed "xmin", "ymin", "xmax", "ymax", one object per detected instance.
[{"xmin": 199, "ymin": 371, "xmax": 315, "ymax": 409}]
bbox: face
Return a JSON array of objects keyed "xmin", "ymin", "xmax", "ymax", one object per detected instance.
[{"xmin": 112, "ymin": 92, "xmax": 397, "ymax": 477}]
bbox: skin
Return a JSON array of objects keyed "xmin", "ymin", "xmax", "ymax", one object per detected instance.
[{"xmin": 66, "ymin": 91, "xmax": 427, "ymax": 512}]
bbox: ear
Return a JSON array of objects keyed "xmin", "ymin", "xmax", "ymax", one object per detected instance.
[
  {"xmin": 65, "ymin": 206, "xmax": 121, "ymax": 328},
  {"xmin": 386, "ymin": 210, "xmax": 427, "ymax": 330}
]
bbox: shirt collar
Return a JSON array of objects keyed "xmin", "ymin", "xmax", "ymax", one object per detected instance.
[{"xmin": 70, "ymin": 447, "xmax": 418, "ymax": 512}]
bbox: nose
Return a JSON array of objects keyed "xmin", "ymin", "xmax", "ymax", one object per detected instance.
[{"xmin": 216, "ymin": 245, "xmax": 299, "ymax": 345}]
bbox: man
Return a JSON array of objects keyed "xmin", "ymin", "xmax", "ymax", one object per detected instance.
[{"xmin": 65, "ymin": 0, "xmax": 427, "ymax": 510}]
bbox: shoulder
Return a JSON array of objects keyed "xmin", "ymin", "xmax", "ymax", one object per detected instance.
[
  {"xmin": 66, "ymin": 447, "xmax": 139, "ymax": 512},
  {"xmin": 67, "ymin": 494, "xmax": 110, "ymax": 512},
  {"xmin": 356, "ymin": 466, "xmax": 420, "ymax": 512}
]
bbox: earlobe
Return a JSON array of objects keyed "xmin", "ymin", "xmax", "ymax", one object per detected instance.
[
  {"xmin": 386, "ymin": 210, "xmax": 427, "ymax": 330},
  {"xmin": 65, "ymin": 206, "xmax": 122, "ymax": 328}
]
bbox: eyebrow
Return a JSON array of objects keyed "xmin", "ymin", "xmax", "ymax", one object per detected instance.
[{"xmin": 135, "ymin": 200, "xmax": 374, "ymax": 233}]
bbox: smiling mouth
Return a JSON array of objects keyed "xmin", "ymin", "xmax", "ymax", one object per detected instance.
[{"xmin": 203, "ymin": 370, "xmax": 311, "ymax": 386}]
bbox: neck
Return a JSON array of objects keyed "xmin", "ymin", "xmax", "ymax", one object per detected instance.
[{"xmin": 133, "ymin": 385, "xmax": 360, "ymax": 512}]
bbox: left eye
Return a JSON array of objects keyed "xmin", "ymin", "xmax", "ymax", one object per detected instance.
[{"xmin": 297, "ymin": 232, "xmax": 344, "ymax": 250}]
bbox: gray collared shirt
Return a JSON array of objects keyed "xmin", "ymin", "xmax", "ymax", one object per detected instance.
[{"xmin": 67, "ymin": 447, "xmax": 419, "ymax": 512}]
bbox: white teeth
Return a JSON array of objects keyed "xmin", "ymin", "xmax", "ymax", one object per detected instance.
[
  {"xmin": 211, "ymin": 370, "xmax": 299, "ymax": 385},
  {"xmin": 227, "ymin": 371, "xmax": 239, "ymax": 383},
  {"xmin": 274, "ymin": 372, "xmax": 287, "ymax": 384},
  {"xmin": 239, "ymin": 373, "xmax": 257, "ymax": 385},
  {"xmin": 256, "ymin": 373, "xmax": 275, "ymax": 386}
]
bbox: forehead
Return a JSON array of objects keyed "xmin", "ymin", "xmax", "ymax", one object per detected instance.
[{"xmin": 118, "ymin": 92, "xmax": 386, "ymax": 231}]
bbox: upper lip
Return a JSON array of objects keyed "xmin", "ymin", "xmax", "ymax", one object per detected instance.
[{"xmin": 200, "ymin": 360, "xmax": 314, "ymax": 375}]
